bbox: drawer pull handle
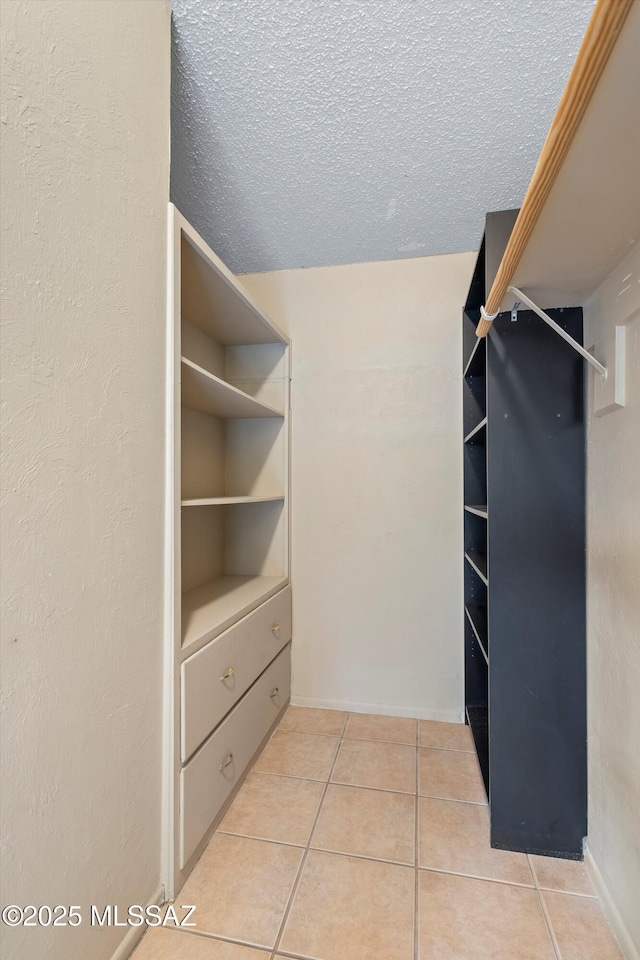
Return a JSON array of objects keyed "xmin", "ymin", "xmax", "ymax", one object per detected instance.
[
  {"xmin": 270, "ymin": 687, "xmax": 280, "ymax": 700},
  {"xmin": 220, "ymin": 667, "xmax": 235, "ymax": 681},
  {"xmin": 271, "ymin": 623, "xmax": 281, "ymax": 634},
  {"xmin": 219, "ymin": 753, "xmax": 233, "ymax": 772}
]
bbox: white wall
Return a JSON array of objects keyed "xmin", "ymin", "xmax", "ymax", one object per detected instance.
[
  {"xmin": 242, "ymin": 253, "xmax": 475, "ymax": 720},
  {"xmin": 583, "ymin": 244, "xmax": 640, "ymax": 959},
  {"xmin": 0, "ymin": 3, "xmax": 170, "ymax": 960}
]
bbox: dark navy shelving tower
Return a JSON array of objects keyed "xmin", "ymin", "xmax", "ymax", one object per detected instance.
[{"xmin": 462, "ymin": 209, "xmax": 587, "ymax": 859}]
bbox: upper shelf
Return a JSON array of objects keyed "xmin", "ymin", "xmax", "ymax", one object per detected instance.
[
  {"xmin": 181, "ymin": 357, "xmax": 284, "ymax": 419},
  {"xmin": 175, "ymin": 206, "xmax": 289, "ymax": 346},
  {"xmin": 499, "ymin": 1, "xmax": 640, "ymax": 311}
]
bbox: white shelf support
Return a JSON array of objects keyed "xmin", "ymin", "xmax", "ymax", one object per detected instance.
[{"xmin": 507, "ymin": 286, "xmax": 607, "ymax": 380}]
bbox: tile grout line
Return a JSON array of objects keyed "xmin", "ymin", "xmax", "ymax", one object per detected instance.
[
  {"xmin": 539, "ymin": 888, "xmax": 597, "ymax": 901},
  {"xmin": 216, "ymin": 829, "xmax": 416, "ymax": 868},
  {"xmin": 418, "ymin": 865, "xmax": 536, "ymax": 890},
  {"xmin": 164, "ymin": 927, "xmax": 272, "ymax": 952},
  {"xmin": 280, "ymin": 725, "xmax": 475, "ymax": 753},
  {"xmin": 191, "ymin": 824, "xmax": 542, "ymax": 889},
  {"xmin": 167, "ymin": 924, "xmax": 325, "ymax": 960},
  {"xmin": 528, "ymin": 853, "xmax": 564, "ymax": 960},
  {"xmin": 251, "ymin": 766, "xmax": 487, "ymax": 804},
  {"xmin": 269, "ymin": 709, "xmax": 350, "ymax": 959}
]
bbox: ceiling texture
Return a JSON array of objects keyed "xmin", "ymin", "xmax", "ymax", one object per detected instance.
[{"xmin": 170, "ymin": 0, "xmax": 595, "ymax": 274}]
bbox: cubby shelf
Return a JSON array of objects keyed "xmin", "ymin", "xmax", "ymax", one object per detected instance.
[
  {"xmin": 181, "ymin": 232, "xmax": 284, "ymax": 346},
  {"xmin": 464, "ymin": 417, "xmax": 487, "ymax": 444},
  {"xmin": 181, "ymin": 574, "xmax": 289, "ymax": 660},
  {"xmin": 464, "ymin": 605, "xmax": 488, "ymax": 663},
  {"xmin": 463, "ymin": 337, "xmax": 485, "ymax": 378},
  {"xmin": 181, "ymin": 495, "xmax": 285, "ymax": 507},
  {"xmin": 181, "ymin": 357, "xmax": 284, "ymax": 420},
  {"xmin": 464, "ymin": 504, "xmax": 488, "ymax": 519},
  {"xmin": 465, "ymin": 550, "xmax": 488, "ymax": 585}
]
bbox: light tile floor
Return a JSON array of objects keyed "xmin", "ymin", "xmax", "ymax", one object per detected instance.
[{"xmin": 132, "ymin": 708, "xmax": 623, "ymax": 960}]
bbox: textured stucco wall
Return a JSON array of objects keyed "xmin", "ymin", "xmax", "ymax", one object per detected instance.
[
  {"xmin": 242, "ymin": 252, "xmax": 475, "ymax": 720},
  {"xmin": 583, "ymin": 244, "xmax": 640, "ymax": 955},
  {"xmin": 0, "ymin": 3, "xmax": 170, "ymax": 960},
  {"xmin": 170, "ymin": 0, "xmax": 594, "ymax": 273}
]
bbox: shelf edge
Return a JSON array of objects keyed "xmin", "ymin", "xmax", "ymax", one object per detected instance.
[
  {"xmin": 181, "ymin": 356, "xmax": 285, "ymax": 418},
  {"xmin": 464, "ymin": 605, "xmax": 489, "ymax": 664},
  {"xmin": 464, "ymin": 416, "xmax": 488, "ymax": 444},
  {"xmin": 464, "ymin": 552, "xmax": 489, "ymax": 586}
]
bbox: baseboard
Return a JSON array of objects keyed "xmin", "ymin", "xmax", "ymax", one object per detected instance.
[
  {"xmin": 584, "ymin": 847, "xmax": 639, "ymax": 960},
  {"xmin": 290, "ymin": 694, "xmax": 463, "ymax": 723},
  {"xmin": 110, "ymin": 884, "xmax": 165, "ymax": 960}
]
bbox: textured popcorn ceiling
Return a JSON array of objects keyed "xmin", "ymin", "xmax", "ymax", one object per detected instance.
[{"xmin": 170, "ymin": 0, "xmax": 595, "ymax": 273}]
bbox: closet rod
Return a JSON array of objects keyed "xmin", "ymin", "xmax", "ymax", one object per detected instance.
[
  {"xmin": 475, "ymin": 0, "xmax": 634, "ymax": 338},
  {"xmin": 508, "ymin": 286, "xmax": 606, "ymax": 379}
]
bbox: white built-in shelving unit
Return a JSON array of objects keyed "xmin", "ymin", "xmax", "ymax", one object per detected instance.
[{"xmin": 164, "ymin": 205, "xmax": 292, "ymax": 896}]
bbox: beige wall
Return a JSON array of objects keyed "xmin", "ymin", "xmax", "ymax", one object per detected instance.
[
  {"xmin": 0, "ymin": 3, "xmax": 170, "ymax": 960},
  {"xmin": 242, "ymin": 252, "xmax": 475, "ymax": 721},
  {"xmin": 583, "ymin": 244, "xmax": 640, "ymax": 958}
]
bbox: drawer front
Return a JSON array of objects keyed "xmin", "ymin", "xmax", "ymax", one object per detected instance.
[
  {"xmin": 181, "ymin": 586, "xmax": 291, "ymax": 761},
  {"xmin": 180, "ymin": 643, "xmax": 291, "ymax": 869}
]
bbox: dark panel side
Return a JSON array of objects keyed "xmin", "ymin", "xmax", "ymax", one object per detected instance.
[{"xmin": 487, "ymin": 308, "xmax": 587, "ymax": 857}]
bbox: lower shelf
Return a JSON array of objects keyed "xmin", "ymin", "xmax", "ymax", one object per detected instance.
[
  {"xmin": 182, "ymin": 574, "xmax": 289, "ymax": 659},
  {"xmin": 466, "ymin": 706, "xmax": 489, "ymax": 800}
]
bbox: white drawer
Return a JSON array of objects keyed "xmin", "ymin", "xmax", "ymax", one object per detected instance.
[
  {"xmin": 180, "ymin": 643, "xmax": 290, "ymax": 869},
  {"xmin": 181, "ymin": 586, "xmax": 291, "ymax": 761}
]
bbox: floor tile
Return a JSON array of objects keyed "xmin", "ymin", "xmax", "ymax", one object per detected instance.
[
  {"xmin": 279, "ymin": 705, "xmax": 347, "ymax": 737},
  {"xmin": 331, "ymin": 738, "xmax": 416, "ymax": 794},
  {"xmin": 418, "ymin": 796, "xmax": 533, "ymax": 885},
  {"xmin": 544, "ymin": 891, "xmax": 623, "ymax": 960},
  {"xmin": 419, "ymin": 719, "xmax": 474, "ymax": 752},
  {"xmin": 345, "ymin": 712, "xmax": 417, "ymax": 744},
  {"xmin": 312, "ymin": 783, "xmax": 415, "ymax": 864},
  {"xmin": 131, "ymin": 929, "xmax": 268, "ymax": 959},
  {"xmin": 281, "ymin": 850, "xmax": 415, "ymax": 960},
  {"xmin": 253, "ymin": 730, "xmax": 339, "ymax": 781},
  {"xmin": 419, "ymin": 747, "xmax": 485, "ymax": 802},
  {"xmin": 529, "ymin": 853, "xmax": 595, "ymax": 896},
  {"xmin": 418, "ymin": 870, "xmax": 556, "ymax": 959},
  {"xmin": 218, "ymin": 772, "xmax": 324, "ymax": 846},
  {"xmin": 178, "ymin": 833, "xmax": 303, "ymax": 948}
]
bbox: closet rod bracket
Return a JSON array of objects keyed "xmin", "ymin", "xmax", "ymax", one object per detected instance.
[{"xmin": 507, "ymin": 286, "xmax": 607, "ymax": 379}]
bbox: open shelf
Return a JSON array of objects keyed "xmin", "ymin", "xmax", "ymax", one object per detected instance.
[
  {"xmin": 181, "ymin": 574, "xmax": 289, "ymax": 659},
  {"xmin": 464, "ymin": 504, "xmax": 488, "ymax": 519},
  {"xmin": 463, "ymin": 336, "xmax": 486, "ymax": 379},
  {"xmin": 464, "ymin": 417, "xmax": 487, "ymax": 444},
  {"xmin": 181, "ymin": 495, "xmax": 285, "ymax": 507},
  {"xmin": 181, "ymin": 357, "xmax": 284, "ymax": 420},
  {"xmin": 466, "ymin": 706, "xmax": 489, "ymax": 798},
  {"xmin": 465, "ymin": 551, "xmax": 488, "ymax": 585},
  {"xmin": 465, "ymin": 605, "xmax": 488, "ymax": 662},
  {"xmin": 181, "ymin": 229, "xmax": 287, "ymax": 346}
]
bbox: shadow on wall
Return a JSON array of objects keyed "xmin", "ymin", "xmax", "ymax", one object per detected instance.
[{"xmin": 170, "ymin": 14, "xmax": 280, "ymax": 277}]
